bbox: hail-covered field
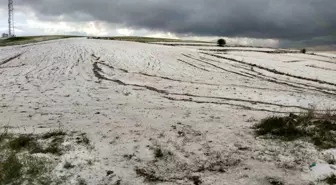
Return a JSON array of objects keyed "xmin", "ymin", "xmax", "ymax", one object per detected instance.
[{"xmin": 1, "ymin": 38, "xmax": 336, "ymax": 185}]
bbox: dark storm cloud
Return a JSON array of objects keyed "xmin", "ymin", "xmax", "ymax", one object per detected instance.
[{"xmin": 3, "ymin": 0, "xmax": 336, "ymax": 40}]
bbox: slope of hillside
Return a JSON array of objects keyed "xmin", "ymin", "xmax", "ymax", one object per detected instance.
[{"xmin": 0, "ymin": 38, "xmax": 335, "ymax": 185}]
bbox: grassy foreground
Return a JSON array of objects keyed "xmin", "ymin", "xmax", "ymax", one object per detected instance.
[
  {"xmin": 0, "ymin": 129, "xmax": 66, "ymax": 184},
  {"xmin": 0, "ymin": 127, "xmax": 91, "ymax": 185},
  {"xmin": 254, "ymin": 109, "xmax": 336, "ymax": 149}
]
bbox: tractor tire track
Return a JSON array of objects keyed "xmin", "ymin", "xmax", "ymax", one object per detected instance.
[
  {"xmin": 163, "ymin": 96, "xmax": 302, "ymax": 114},
  {"xmin": 308, "ymin": 53, "xmax": 336, "ymax": 61},
  {"xmin": 202, "ymin": 52, "xmax": 336, "ymax": 88},
  {"xmin": 177, "ymin": 59, "xmax": 210, "ymax": 72},
  {"xmin": 0, "ymin": 64, "xmax": 26, "ymax": 69},
  {"xmin": 182, "ymin": 54, "xmax": 254, "ymax": 78},
  {"xmin": 292, "ymin": 55, "xmax": 336, "ymax": 65},
  {"xmin": 167, "ymin": 92, "xmax": 308, "ymax": 110},
  {"xmin": 91, "ymin": 59, "xmax": 310, "ymax": 111},
  {"xmin": 97, "ymin": 60, "xmax": 301, "ymax": 93},
  {"xmin": 306, "ymin": 65, "xmax": 336, "ymax": 72},
  {"xmin": 241, "ymin": 69, "xmax": 336, "ymax": 95},
  {"xmin": 283, "ymin": 60, "xmax": 302, "ymax": 63},
  {"xmin": 200, "ymin": 56, "xmax": 251, "ymax": 70},
  {"xmin": 0, "ymin": 53, "xmax": 24, "ymax": 66},
  {"xmin": 137, "ymin": 72, "xmax": 218, "ymax": 86},
  {"xmin": 200, "ymin": 54, "xmax": 336, "ymax": 95},
  {"xmin": 96, "ymin": 60, "xmax": 218, "ymax": 86}
]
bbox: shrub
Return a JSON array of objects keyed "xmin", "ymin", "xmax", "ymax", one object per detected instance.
[
  {"xmin": 42, "ymin": 130, "xmax": 66, "ymax": 139},
  {"xmin": 254, "ymin": 116, "xmax": 302, "ymax": 140},
  {"xmin": 321, "ymin": 174, "xmax": 336, "ymax": 185},
  {"xmin": 254, "ymin": 110, "xmax": 336, "ymax": 149},
  {"xmin": 267, "ymin": 177, "xmax": 284, "ymax": 185},
  {"xmin": 0, "ymin": 134, "xmax": 53, "ymax": 185},
  {"xmin": 42, "ymin": 137, "xmax": 64, "ymax": 155},
  {"xmin": 63, "ymin": 161, "xmax": 75, "ymax": 169},
  {"xmin": 217, "ymin": 39, "xmax": 226, "ymax": 47},
  {"xmin": 154, "ymin": 148, "xmax": 164, "ymax": 158},
  {"xmin": 0, "ymin": 153, "xmax": 23, "ymax": 184},
  {"xmin": 8, "ymin": 134, "xmax": 43, "ymax": 153}
]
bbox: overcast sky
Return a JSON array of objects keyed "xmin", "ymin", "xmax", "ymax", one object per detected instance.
[{"xmin": 1, "ymin": 0, "xmax": 335, "ymax": 47}]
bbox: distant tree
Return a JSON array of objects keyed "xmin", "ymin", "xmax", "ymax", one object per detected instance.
[
  {"xmin": 217, "ymin": 39, "xmax": 226, "ymax": 47},
  {"xmin": 300, "ymin": 48, "xmax": 306, "ymax": 54}
]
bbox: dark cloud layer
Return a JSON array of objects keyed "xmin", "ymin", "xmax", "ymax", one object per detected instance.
[{"xmin": 2, "ymin": 0, "xmax": 336, "ymax": 41}]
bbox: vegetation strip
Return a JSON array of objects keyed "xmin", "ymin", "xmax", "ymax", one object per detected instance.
[
  {"xmin": 200, "ymin": 48, "xmax": 296, "ymax": 54},
  {"xmin": 0, "ymin": 36, "xmax": 80, "ymax": 47}
]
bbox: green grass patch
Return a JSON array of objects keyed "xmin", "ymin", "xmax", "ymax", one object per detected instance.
[
  {"xmin": 254, "ymin": 110, "xmax": 336, "ymax": 149},
  {"xmin": 0, "ymin": 35, "xmax": 81, "ymax": 47},
  {"xmin": 88, "ymin": 36, "xmax": 210, "ymax": 43},
  {"xmin": 43, "ymin": 137, "xmax": 64, "ymax": 155},
  {"xmin": 8, "ymin": 134, "xmax": 44, "ymax": 153},
  {"xmin": 0, "ymin": 132, "xmax": 56, "ymax": 185},
  {"xmin": 0, "ymin": 131, "xmax": 65, "ymax": 155},
  {"xmin": 109, "ymin": 36, "xmax": 181, "ymax": 43},
  {"xmin": 0, "ymin": 129, "xmax": 69, "ymax": 184},
  {"xmin": 0, "ymin": 153, "xmax": 53, "ymax": 185},
  {"xmin": 0, "ymin": 129, "xmax": 93, "ymax": 184},
  {"xmin": 0, "ymin": 153, "xmax": 23, "ymax": 185}
]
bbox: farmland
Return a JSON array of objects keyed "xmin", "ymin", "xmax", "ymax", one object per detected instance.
[{"xmin": 0, "ymin": 37, "xmax": 336, "ymax": 184}]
